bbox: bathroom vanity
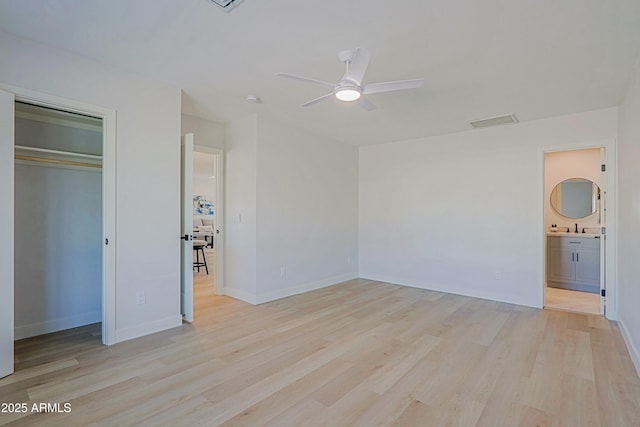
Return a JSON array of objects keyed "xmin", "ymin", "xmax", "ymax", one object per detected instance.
[{"xmin": 547, "ymin": 233, "xmax": 600, "ymax": 293}]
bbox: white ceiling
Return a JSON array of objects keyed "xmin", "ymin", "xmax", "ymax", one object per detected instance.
[{"xmin": 1, "ymin": 0, "xmax": 639, "ymax": 145}]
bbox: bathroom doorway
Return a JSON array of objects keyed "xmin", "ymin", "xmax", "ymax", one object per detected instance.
[{"xmin": 543, "ymin": 147, "xmax": 606, "ymax": 315}]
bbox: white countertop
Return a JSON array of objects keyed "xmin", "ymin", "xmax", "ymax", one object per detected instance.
[{"xmin": 547, "ymin": 231, "xmax": 600, "ymax": 238}]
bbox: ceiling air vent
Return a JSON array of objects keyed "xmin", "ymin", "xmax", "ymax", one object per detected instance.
[
  {"xmin": 208, "ymin": 0, "xmax": 245, "ymax": 12},
  {"xmin": 469, "ymin": 114, "xmax": 519, "ymax": 129}
]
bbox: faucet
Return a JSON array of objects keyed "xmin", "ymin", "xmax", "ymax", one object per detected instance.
[{"xmin": 574, "ymin": 223, "xmax": 579, "ymax": 233}]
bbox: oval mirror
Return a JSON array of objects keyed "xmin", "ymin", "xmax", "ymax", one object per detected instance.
[{"xmin": 550, "ymin": 178, "xmax": 599, "ymax": 219}]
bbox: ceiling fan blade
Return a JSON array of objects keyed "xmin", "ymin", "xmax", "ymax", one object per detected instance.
[
  {"xmin": 357, "ymin": 97, "xmax": 377, "ymax": 111},
  {"xmin": 302, "ymin": 93, "xmax": 334, "ymax": 107},
  {"xmin": 276, "ymin": 73, "xmax": 335, "ymax": 89},
  {"xmin": 363, "ymin": 78, "xmax": 424, "ymax": 95},
  {"xmin": 344, "ymin": 47, "xmax": 371, "ymax": 86}
]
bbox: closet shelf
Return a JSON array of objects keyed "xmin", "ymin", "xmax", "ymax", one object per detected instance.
[{"xmin": 15, "ymin": 145, "xmax": 102, "ymax": 169}]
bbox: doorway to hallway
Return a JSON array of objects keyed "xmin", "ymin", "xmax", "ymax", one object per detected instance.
[{"xmin": 180, "ymin": 136, "xmax": 224, "ymax": 323}]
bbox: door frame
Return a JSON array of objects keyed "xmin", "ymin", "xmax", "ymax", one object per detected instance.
[
  {"xmin": 1, "ymin": 84, "xmax": 117, "ymax": 345},
  {"xmin": 538, "ymin": 139, "xmax": 617, "ymax": 319},
  {"xmin": 194, "ymin": 144, "xmax": 225, "ymax": 295},
  {"xmin": 0, "ymin": 88, "xmax": 15, "ymax": 378},
  {"xmin": 181, "ymin": 134, "xmax": 194, "ymax": 322}
]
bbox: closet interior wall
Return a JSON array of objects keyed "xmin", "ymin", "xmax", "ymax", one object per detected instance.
[{"xmin": 13, "ymin": 102, "xmax": 103, "ymax": 339}]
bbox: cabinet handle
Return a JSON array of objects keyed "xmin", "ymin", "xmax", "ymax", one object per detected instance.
[
  {"xmin": 572, "ymin": 253, "xmax": 574, "ymax": 262},
  {"xmin": 576, "ymin": 253, "xmax": 579, "ymax": 262}
]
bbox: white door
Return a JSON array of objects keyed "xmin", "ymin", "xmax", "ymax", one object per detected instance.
[
  {"xmin": 0, "ymin": 89, "xmax": 15, "ymax": 378},
  {"xmin": 180, "ymin": 133, "xmax": 194, "ymax": 322},
  {"xmin": 599, "ymin": 148, "xmax": 607, "ymax": 315}
]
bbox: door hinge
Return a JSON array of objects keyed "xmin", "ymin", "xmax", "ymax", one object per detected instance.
[
  {"xmin": 601, "ymin": 226, "xmax": 606, "ymax": 235},
  {"xmin": 216, "ymin": 229, "xmax": 220, "ymax": 234},
  {"xmin": 105, "ymin": 238, "xmax": 109, "ymax": 245},
  {"xmin": 601, "ymin": 164, "xmax": 606, "ymax": 172},
  {"xmin": 601, "ymin": 289, "xmax": 606, "ymax": 297}
]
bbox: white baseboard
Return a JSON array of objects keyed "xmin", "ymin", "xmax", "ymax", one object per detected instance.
[
  {"xmin": 255, "ymin": 273, "xmax": 358, "ymax": 305},
  {"xmin": 225, "ymin": 287, "xmax": 258, "ymax": 305},
  {"xmin": 15, "ymin": 311, "xmax": 102, "ymax": 340},
  {"xmin": 114, "ymin": 315, "xmax": 182, "ymax": 344},
  {"xmin": 358, "ymin": 272, "xmax": 539, "ymax": 309},
  {"xmin": 618, "ymin": 318, "xmax": 640, "ymax": 378}
]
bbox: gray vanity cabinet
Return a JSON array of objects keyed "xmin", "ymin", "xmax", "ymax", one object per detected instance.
[{"xmin": 547, "ymin": 235, "xmax": 600, "ymax": 293}]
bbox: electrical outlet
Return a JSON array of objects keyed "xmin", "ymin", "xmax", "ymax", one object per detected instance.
[
  {"xmin": 494, "ymin": 270, "xmax": 502, "ymax": 280},
  {"xmin": 136, "ymin": 291, "xmax": 146, "ymax": 305}
]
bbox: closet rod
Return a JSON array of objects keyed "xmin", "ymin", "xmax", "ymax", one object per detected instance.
[
  {"xmin": 15, "ymin": 155, "xmax": 102, "ymax": 169},
  {"xmin": 14, "ymin": 145, "xmax": 102, "ymax": 160}
]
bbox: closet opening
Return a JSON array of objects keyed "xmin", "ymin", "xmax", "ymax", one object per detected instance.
[{"xmin": 14, "ymin": 101, "xmax": 104, "ymax": 346}]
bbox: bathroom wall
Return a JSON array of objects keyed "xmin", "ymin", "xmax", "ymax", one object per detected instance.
[{"xmin": 544, "ymin": 148, "xmax": 601, "ymax": 232}]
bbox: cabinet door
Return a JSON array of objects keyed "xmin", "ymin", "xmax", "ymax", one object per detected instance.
[
  {"xmin": 549, "ymin": 247, "xmax": 575, "ymax": 282},
  {"xmin": 575, "ymin": 248, "xmax": 600, "ymax": 286}
]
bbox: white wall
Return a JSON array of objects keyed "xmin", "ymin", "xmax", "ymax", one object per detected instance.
[
  {"xmin": 181, "ymin": 113, "xmax": 225, "ymax": 150},
  {"xmin": 544, "ymin": 149, "xmax": 601, "ymax": 231},
  {"xmin": 255, "ymin": 117, "xmax": 359, "ymax": 303},
  {"xmin": 0, "ymin": 31, "xmax": 183, "ymax": 341},
  {"xmin": 224, "ymin": 115, "xmax": 359, "ymax": 304},
  {"xmin": 618, "ymin": 60, "xmax": 640, "ymax": 375},
  {"xmin": 359, "ymin": 108, "xmax": 617, "ymax": 308},
  {"xmin": 193, "ymin": 151, "xmax": 217, "ymax": 206},
  {"xmin": 14, "ymin": 163, "xmax": 102, "ymax": 339},
  {"xmin": 224, "ymin": 114, "xmax": 258, "ymax": 302}
]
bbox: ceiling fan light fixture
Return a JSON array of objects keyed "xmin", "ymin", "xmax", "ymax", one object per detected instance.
[
  {"xmin": 335, "ymin": 88, "xmax": 361, "ymax": 102},
  {"xmin": 277, "ymin": 47, "xmax": 422, "ymax": 110}
]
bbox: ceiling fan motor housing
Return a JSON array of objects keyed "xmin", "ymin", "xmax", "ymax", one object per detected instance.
[{"xmin": 334, "ymin": 81, "xmax": 362, "ymax": 101}]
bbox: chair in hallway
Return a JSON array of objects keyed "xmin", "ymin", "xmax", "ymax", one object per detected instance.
[{"xmin": 193, "ymin": 239, "xmax": 209, "ymax": 275}]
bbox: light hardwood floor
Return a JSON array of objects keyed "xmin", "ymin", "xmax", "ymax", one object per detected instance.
[{"xmin": 2, "ymin": 279, "xmax": 639, "ymax": 426}]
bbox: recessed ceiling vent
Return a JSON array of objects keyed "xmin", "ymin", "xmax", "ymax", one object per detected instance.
[
  {"xmin": 207, "ymin": 0, "xmax": 245, "ymax": 12},
  {"xmin": 469, "ymin": 113, "xmax": 519, "ymax": 129}
]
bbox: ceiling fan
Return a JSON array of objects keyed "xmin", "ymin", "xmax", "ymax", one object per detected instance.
[{"xmin": 276, "ymin": 48, "xmax": 424, "ymax": 111}]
